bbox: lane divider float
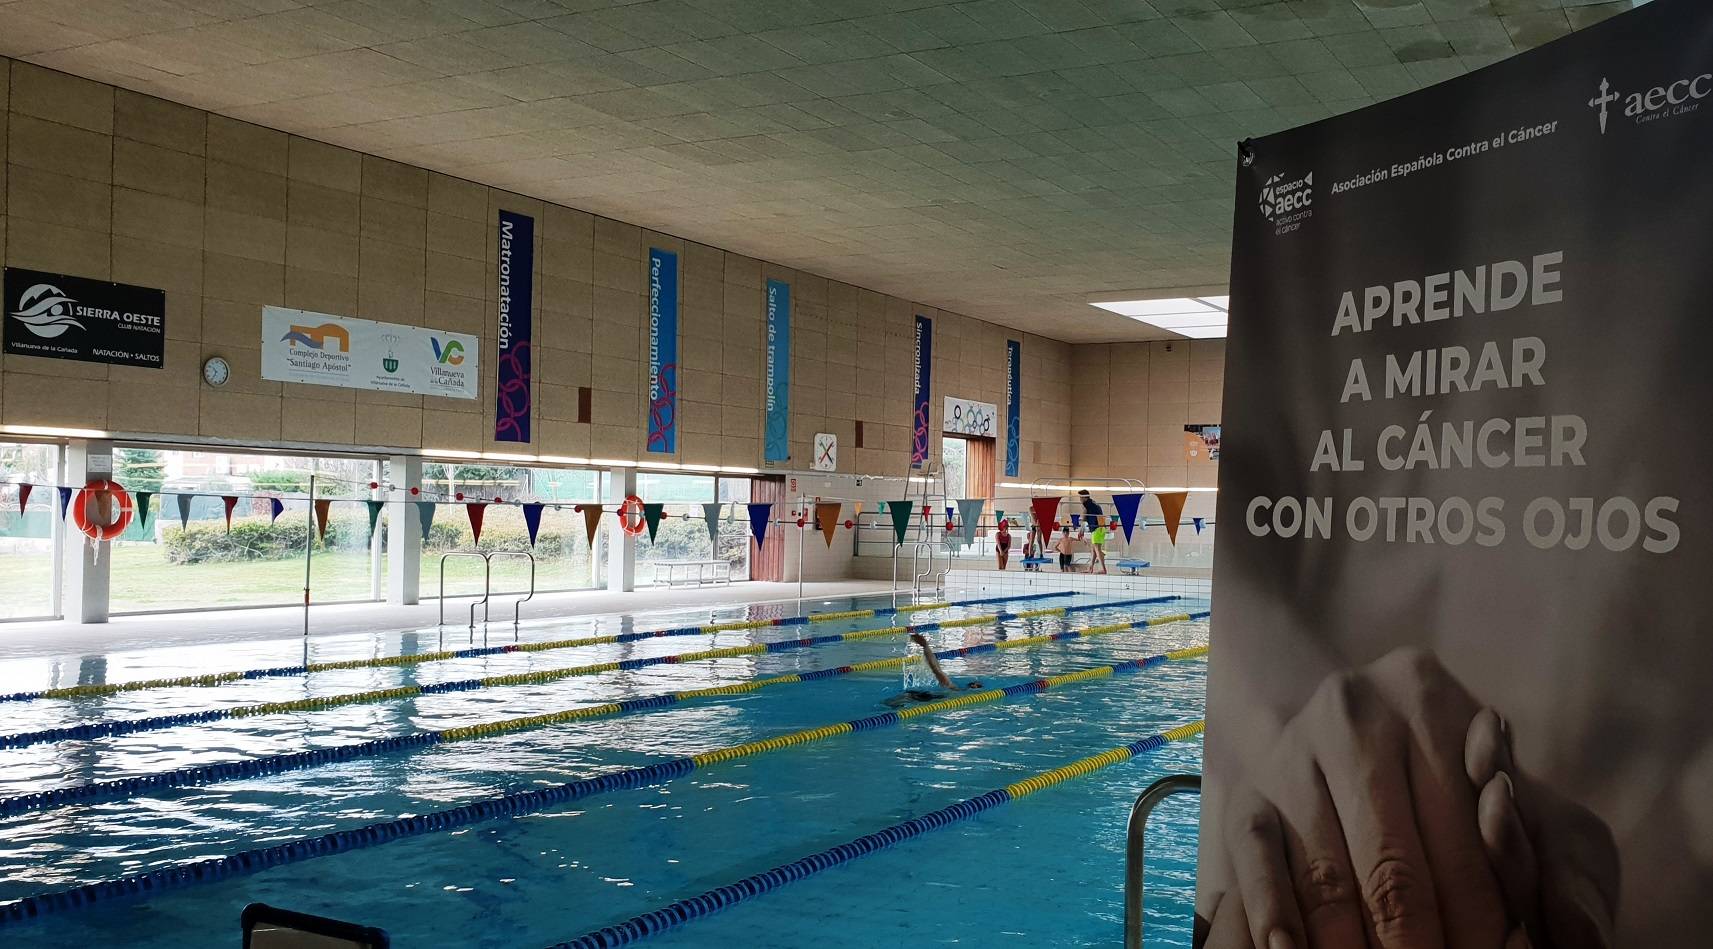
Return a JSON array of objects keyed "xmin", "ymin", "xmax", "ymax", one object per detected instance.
[
  {"xmin": 0, "ymin": 647, "xmax": 1209, "ymax": 926},
  {"xmin": 0, "ymin": 597, "xmax": 1181, "ymax": 751},
  {"xmin": 549, "ymin": 722, "xmax": 1207, "ymax": 949},
  {"xmin": 0, "ymin": 613, "xmax": 1208, "ymax": 816},
  {"xmin": 0, "ymin": 591, "xmax": 1079, "ymax": 704}
]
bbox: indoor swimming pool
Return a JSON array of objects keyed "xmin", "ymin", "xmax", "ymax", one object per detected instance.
[{"xmin": 0, "ymin": 589, "xmax": 1209, "ymax": 947}]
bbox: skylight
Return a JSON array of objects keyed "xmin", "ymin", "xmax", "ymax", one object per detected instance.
[{"xmin": 1091, "ymin": 295, "xmax": 1229, "ymax": 338}]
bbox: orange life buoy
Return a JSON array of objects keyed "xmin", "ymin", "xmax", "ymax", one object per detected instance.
[
  {"xmin": 618, "ymin": 494, "xmax": 647, "ymax": 536},
  {"xmin": 73, "ymin": 479, "xmax": 134, "ymax": 542}
]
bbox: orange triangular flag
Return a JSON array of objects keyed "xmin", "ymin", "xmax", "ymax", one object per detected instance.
[
  {"xmin": 816, "ymin": 502, "xmax": 841, "ymax": 548},
  {"xmin": 1157, "ymin": 491, "xmax": 1189, "ymax": 546},
  {"xmin": 313, "ymin": 499, "xmax": 332, "ymax": 540},
  {"xmin": 582, "ymin": 504, "xmax": 604, "ymax": 546}
]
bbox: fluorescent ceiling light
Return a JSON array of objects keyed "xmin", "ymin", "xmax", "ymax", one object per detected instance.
[{"xmin": 1090, "ymin": 295, "xmax": 1230, "ymax": 339}]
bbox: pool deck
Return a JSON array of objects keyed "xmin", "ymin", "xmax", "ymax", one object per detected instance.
[{"xmin": 0, "ymin": 580, "xmax": 895, "ymax": 660}]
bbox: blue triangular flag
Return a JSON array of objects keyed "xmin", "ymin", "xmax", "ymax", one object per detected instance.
[
  {"xmin": 1193, "ymin": 516, "xmax": 1205, "ymax": 535},
  {"xmin": 522, "ymin": 502, "xmax": 544, "ymax": 546},
  {"xmin": 1111, "ymin": 493, "xmax": 1144, "ymax": 543},
  {"xmin": 57, "ymin": 486, "xmax": 74, "ymax": 519},
  {"xmin": 1069, "ymin": 512, "xmax": 1082, "ymax": 530},
  {"xmin": 268, "ymin": 497, "xmax": 285, "ymax": 523},
  {"xmin": 748, "ymin": 502, "xmax": 772, "ymax": 546},
  {"xmin": 175, "ymin": 493, "xmax": 193, "ymax": 530},
  {"xmin": 416, "ymin": 501, "xmax": 437, "ymax": 544}
]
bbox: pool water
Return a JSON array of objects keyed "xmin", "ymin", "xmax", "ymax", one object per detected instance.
[{"xmin": 0, "ymin": 592, "xmax": 1207, "ymax": 948}]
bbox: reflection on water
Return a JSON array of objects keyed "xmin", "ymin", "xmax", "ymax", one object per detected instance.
[{"xmin": 0, "ymin": 594, "xmax": 1208, "ymax": 949}]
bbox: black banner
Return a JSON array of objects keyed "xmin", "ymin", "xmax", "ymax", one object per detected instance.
[
  {"xmin": 1205, "ymin": 1, "xmax": 1712, "ymax": 945},
  {"xmin": 3, "ymin": 268, "xmax": 166, "ymax": 367}
]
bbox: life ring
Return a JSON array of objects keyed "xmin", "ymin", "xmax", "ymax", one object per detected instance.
[
  {"xmin": 618, "ymin": 494, "xmax": 647, "ymax": 536},
  {"xmin": 73, "ymin": 480, "xmax": 134, "ymax": 542}
]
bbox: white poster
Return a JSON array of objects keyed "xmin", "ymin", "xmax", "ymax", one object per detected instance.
[
  {"xmin": 261, "ymin": 306, "xmax": 478, "ymax": 400},
  {"xmin": 942, "ymin": 396, "xmax": 997, "ymax": 437}
]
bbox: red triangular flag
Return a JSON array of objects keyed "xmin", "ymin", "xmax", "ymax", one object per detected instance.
[
  {"xmin": 466, "ymin": 502, "xmax": 487, "ymax": 544},
  {"xmin": 222, "ymin": 496, "xmax": 238, "ymax": 532},
  {"xmin": 313, "ymin": 499, "xmax": 332, "ymax": 540},
  {"xmin": 16, "ymin": 484, "xmax": 32, "ymax": 514},
  {"xmin": 1030, "ymin": 496, "xmax": 1061, "ymax": 536}
]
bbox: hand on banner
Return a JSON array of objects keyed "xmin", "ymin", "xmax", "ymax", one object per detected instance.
[{"xmin": 1201, "ymin": 648, "xmax": 1617, "ymax": 949}]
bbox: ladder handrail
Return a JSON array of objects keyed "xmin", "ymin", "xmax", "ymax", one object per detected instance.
[
  {"xmin": 1125, "ymin": 773, "xmax": 1202, "ymax": 949},
  {"xmin": 438, "ymin": 551, "xmax": 492, "ymax": 628},
  {"xmin": 487, "ymin": 550, "xmax": 536, "ymax": 630}
]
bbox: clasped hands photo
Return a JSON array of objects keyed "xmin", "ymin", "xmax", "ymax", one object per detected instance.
[{"xmin": 1198, "ymin": 649, "xmax": 1617, "ymax": 949}]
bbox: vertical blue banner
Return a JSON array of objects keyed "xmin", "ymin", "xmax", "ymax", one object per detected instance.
[
  {"xmin": 763, "ymin": 279, "xmax": 791, "ymax": 463},
  {"xmin": 646, "ymin": 248, "xmax": 679, "ymax": 454},
  {"xmin": 494, "ymin": 210, "xmax": 534, "ymax": 443},
  {"xmin": 911, "ymin": 314, "xmax": 932, "ymax": 469},
  {"xmin": 1005, "ymin": 339, "xmax": 1021, "ymax": 477}
]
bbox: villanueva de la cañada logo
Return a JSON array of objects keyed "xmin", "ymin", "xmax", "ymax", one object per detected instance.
[
  {"xmin": 431, "ymin": 337, "xmax": 465, "ymax": 366},
  {"xmin": 9, "ymin": 284, "xmax": 84, "ymax": 339}
]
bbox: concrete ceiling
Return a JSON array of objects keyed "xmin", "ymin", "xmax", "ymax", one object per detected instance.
[{"xmin": 0, "ymin": 0, "xmax": 1635, "ymax": 343}]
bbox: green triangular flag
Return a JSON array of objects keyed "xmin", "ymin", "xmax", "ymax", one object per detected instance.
[
  {"xmin": 641, "ymin": 502, "xmax": 665, "ymax": 542},
  {"xmin": 416, "ymin": 501, "xmax": 436, "ymax": 544},
  {"xmin": 366, "ymin": 499, "xmax": 383, "ymax": 538},
  {"xmin": 135, "ymin": 492, "xmax": 152, "ymax": 530},
  {"xmin": 888, "ymin": 500, "xmax": 914, "ymax": 544}
]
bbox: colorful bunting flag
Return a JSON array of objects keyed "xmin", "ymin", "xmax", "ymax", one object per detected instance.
[
  {"xmin": 641, "ymin": 502, "xmax": 665, "ymax": 542},
  {"xmin": 581, "ymin": 504, "xmax": 604, "ymax": 547},
  {"xmin": 135, "ymin": 491, "xmax": 152, "ymax": 530},
  {"xmin": 222, "ymin": 496, "xmax": 238, "ymax": 532},
  {"xmin": 702, "ymin": 502, "xmax": 723, "ymax": 543},
  {"xmin": 1111, "ymin": 493, "xmax": 1143, "ymax": 543},
  {"xmin": 268, "ymin": 497, "xmax": 285, "ymax": 524},
  {"xmin": 16, "ymin": 484, "xmax": 32, "ymax": 514},
  {"xmin": 1029, "ymin": 496, "xmax": 1060, "ymax": 535},
  {"xmin": 1193, "ymin": 516, "xmax": 1205, "ymax": 535},
  {"xmin": 176, "ymin": 494, "xmax": 193, "ymax": 531},
  {"xmin": 365, "ymin": 500, "xmax": 384, "ymax": 539},
  {"xmin": 313, "ymin": 499, "xmax": 332, "ymax": 540},
  {"xmin": 957, "ymin": 499, "xmax": 985, "ymax": 544},
  {"xmin": 57, "ymin": 486, "xmax": 73, "ymax": 519},
  {"xmin": 522, "ymin": 502, "xmax": 544, "ymax": 546},
  {"xmin": 1157, "ymin": 491, "xmax": 1189, "ymax": 545},
  {"xmin": 747, "ymin": 502, "xmax": 772, "ymax": 546},
  {"xmin": 1069, "ymin": 512, "xmax": 1082, "ymax": 530},
  {"xmin": 466, "ymin": 503, "xmax": 487, "ymax": 544},
  {"xmin": 416, "ymin": 501, "xmax": 437, "ymax": 544},
  {"xmin": 816, "ymin": 501, "xmax": 842, "ymax": 548},
  {"xmin": 888, "ymin": 500, "xmax": 914, "ymax": 544}
]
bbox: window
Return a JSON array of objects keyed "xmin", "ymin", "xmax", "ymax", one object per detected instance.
[
  {"xmin": 108, "ymin": 448, "xmax": 383, "ymax": 613},
  {"xmin": 418, "ymin": 464, "xmax": 600, "ymax": 598},
  {"xmin": 942, "ymin": 436, "xmax": 968, "ymax": 500},
  {"xmin": 0, "ymin": 442, "xmax": 62, "ymax": 620},
  {"xmin": 630, "ymin": 474, "xmax": 752, "ymax": 586}
]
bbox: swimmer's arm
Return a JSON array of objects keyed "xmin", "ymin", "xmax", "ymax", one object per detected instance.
[{"xmin": 909, "ymin": 633, "xmax": 955, "ymax": 689}]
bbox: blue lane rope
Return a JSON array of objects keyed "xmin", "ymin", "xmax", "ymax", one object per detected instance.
[
  {"xmin": 0, "ymin": 596, "xmax": 1183, "ymax": 751},
  {"xmin": 0, "ymin": 608, "xmax": 1207, "ymax": 817},
  {"xmin": 545, "ymin": 723, "xmax": 1207, "ymax": 949},
  {"xmin": 0, "ymin": 591, "xmax": 1080, "ymax": 704},
  {"xmin": 0, "ymin": 637, "xmax": 1210, "ymax": 928}
]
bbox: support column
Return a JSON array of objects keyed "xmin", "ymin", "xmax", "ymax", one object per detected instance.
[
  {"xmin": 606, "ymin": 465, "xmax": 637, "ymax": 593},
  {"xmin": 388, "ymin": 455, "xmax": 422, "ymax": 605},
  {"xmin": 63, "ymin": 440, "xmax": 114, "ymax": 624}
]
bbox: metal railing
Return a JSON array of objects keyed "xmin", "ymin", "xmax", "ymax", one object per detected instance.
[
  {"xmin": 1125, "ymin": 773, "xmax": 1202, "ymax": 949},
  {"xmin": 891, "ymin": 541, "xmax": 945, "ymax": 596},
  {"xmin": 438, "ymin": 551, "xmax": 536, "ymax": 636}
]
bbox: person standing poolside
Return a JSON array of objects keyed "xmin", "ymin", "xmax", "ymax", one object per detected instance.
[
  {"xmin": 995, "ymin": 518, "xmax": 1012, "ymax": 570},
  {"xmin": 1053, "ymin": 525, "xmax": 1081, "ymax": 572},
  {"xmin": 1089, "ymin": 520, "xmax": 1108, "ymax": 574}
]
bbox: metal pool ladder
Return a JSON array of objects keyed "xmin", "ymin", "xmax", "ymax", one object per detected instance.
[
  {"xmin": 438, "ymin": 551, "xmax": 536, "ymax": 639},
  {"xmin": 1125, "ymin": 773, "xmax": 1201, "ymax": 949}
]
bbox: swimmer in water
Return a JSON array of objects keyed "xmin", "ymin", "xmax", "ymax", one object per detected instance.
[{"xmin": 884, "ymin": 633, "xmax": 985, "ymax": 707}]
